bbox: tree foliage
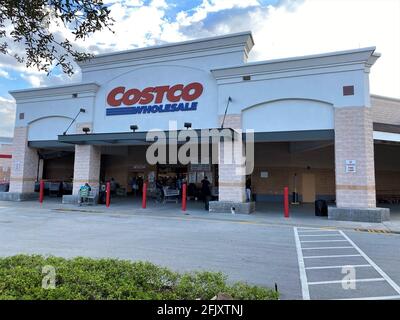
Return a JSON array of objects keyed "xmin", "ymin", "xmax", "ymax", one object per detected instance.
[{"xmin": 0, "ymin": 0, "xmax": 114, "ymax": 75}]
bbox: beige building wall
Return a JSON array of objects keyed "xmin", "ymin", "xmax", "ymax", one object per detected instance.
[
  {"xmin": 9, "ymin": 127, "xmax": 39, "ymax": 193},
  {"xmin": 101, "ymin": 146, "xmax": 150, "ymax": 191},
  {"xmin": 217, "ymin": 114, "xmax": 247, "ymax": 202},
  {"xmin": 43, "ymin": 155, "xmax": 74, "ymax": 181},
  {"xmin": 374, "ymin": 143, "xmax": 400, "ymax": 199},
  {"xmin": 372, "ymin": 95, "xmax": 400, "ymax": 125},
  {"xmin": 334, "ymin": 107, "xmax": 376, "ymax": 208},
  {"xmin": 72, "ymin": 145, "xmax": 101, "ymax": 195},
  {"xmin": 251, "ymin": 143, "xmax": 335, "ymax": 200}
]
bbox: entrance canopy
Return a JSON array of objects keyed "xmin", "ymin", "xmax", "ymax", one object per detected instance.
[
  {"xmin": 56, "ymin": 129, "xmax": 237, "ymax": 146},
  {"xmin": 27, "ymin": 128, "xmax": 335, "ymax": 149}
]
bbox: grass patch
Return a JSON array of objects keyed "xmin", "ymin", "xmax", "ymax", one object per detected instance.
[{"xmin": 0, "ymin": 255, "xmax": 278, "ymax": 300}]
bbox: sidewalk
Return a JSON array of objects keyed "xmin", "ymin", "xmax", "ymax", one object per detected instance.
[{"xmin": 2, "ymin": 198, "xmax": 400, "ymax": 233}]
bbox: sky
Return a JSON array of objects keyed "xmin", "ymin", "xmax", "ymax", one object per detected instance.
[{"xmin": 0, "ymin": 0, "xmax": 399, "ymax": 137}]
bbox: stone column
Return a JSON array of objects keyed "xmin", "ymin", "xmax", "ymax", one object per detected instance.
[
  {"xmin": 9, "ymin": 126, "xmax": 39, "ymax": 197},
  {"xmin": 218, "ymin": 138, "xmax": 247, "ymax": 203},
  {"xmin": 72, "ymin": 145, "xmax": 101, "ymax": 196},
  {"xmin": 209, "ymin": 114, "xmax": 254, "ymax": 213},
  {"xmin": 330, "ymin": 107, "xmax": 389, "ymax": 222}
]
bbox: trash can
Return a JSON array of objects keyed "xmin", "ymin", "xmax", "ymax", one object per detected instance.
[
  {"xmin": 0, "ymin": 183, "xmax": 9, "ymax": 192},
  {"xmin": 315, "ymin": 199, "xmax": 328, "ymax": 217}
]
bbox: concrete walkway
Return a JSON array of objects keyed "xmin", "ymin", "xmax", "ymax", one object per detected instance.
[{"xmin": 2, "ymin": 197, "xmax": 400, "ymax": 233}]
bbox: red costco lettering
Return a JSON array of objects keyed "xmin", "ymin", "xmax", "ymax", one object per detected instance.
[
  {"xmin": 107, "ymin": 83, "xmax": 203, "ymax": 107},
  {"xmin": 107, "ymin": 86, "xmax": 125, "ymax": 107}
]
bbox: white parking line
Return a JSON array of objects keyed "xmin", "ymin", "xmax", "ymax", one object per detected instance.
[
  {"xmin": 300, "ymin": 239, "xmax": 348, "ymax": 243},
  {"xmin": 300, "ymin": 234, "xmax": 342, "ymax": 237},
  {"xmin": 294, "ymin": 227, "xmax": 310, "ymax": 300},
  {"xmin": 298, "ymin": 229, "xmax": 338, "ymax": 233},
  {"xmin": 336, "ymin": 295, "xmax": 400, "ymax": 300},
  {"xmin": 294, "ymin": 227, "xmax": 400, "ymax": 300},
  {"xmin": 302, "ymin": 246, "xmax": 354, "ymax": 250},
  {"xmin": 303, "ymin": 254, "xmax": 362, "ymax": 259},
  {"xmin": 339, "ymin": 230, "xmax": 400, "ymax": 295},
  {"xmin": 306, "ymin": 264, "xmax": 372, "ymax": 270},
  {"xmin": 308, "ymin": 278, "xmax": 385, "ymax": 286}
]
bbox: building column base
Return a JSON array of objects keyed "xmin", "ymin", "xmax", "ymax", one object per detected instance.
[
  {"xmin": 328, "ymin": 206, "xmax": 390, "ymax": 223},
  {"xmin": 0, "ymin": 192, "xmax": 38, "ymax": 201},
  {"xmin": 209, "ymin": 201, "xmax": 255, "ymax": 214},
  {"xmin": 62, "ymin": 195, "xmax": 98, "ymax": 205}
]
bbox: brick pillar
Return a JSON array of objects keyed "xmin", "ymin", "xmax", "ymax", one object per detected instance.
[
  {"xmin": 9, "ymin": 127, "xmax": 39, "ymax": 193},
  {"xmin": 72, "ymin": 145, "xmax": 101, "ymax": 196},
  {"xmin": 334, "ymin": 107, "xmax": 376, "ymax": 208},
  {"xmin": 218, "ymin": 114, "xmax": 246, "ymax": 203},
  {"xmin": 218, "ymin": 139, "xmax": 246, "ymax": 202}
]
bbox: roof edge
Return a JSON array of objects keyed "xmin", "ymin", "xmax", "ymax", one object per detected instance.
[
  {"xmin": 211, "ymin": 47, "xmax": 379, "ymax": 77},
  {"xmin": 77, "ymin": 31, "xmax": 254, "ymax": 68},
  {"xmin": 9, "ymin": 82, "xmax": 100, "ymax": 100}
]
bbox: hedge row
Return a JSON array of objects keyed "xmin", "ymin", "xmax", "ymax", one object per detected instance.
[{"xmin": 0, "ymin": 255, "xmax": 279, "ymax": 300}]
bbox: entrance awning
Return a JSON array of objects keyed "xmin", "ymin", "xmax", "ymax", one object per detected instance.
[
  {"xmin": 373, "ymin": 123, "xmax": 400, "ymax": 144},
  {"xmin": 251, "ymin": 129, "xmax": 334, "ymax": 142},
  {"xmin": 57, "ymin": 129, "xmax": 238, "ymax": 146}
]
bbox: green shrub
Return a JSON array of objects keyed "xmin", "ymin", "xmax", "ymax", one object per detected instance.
[{"xmin": 0, "ymin": 255, "xmax": 279, "ymax": 300}]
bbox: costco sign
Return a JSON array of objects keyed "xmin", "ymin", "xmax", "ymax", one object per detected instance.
[{"xmin": 106, "ymin": 82, "xmax": 203, "ymax": 116}]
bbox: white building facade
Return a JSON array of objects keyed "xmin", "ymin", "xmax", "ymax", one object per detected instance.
[{"xmin": 3, "ymin": 31, "xmax": 400, "ymax": 222}]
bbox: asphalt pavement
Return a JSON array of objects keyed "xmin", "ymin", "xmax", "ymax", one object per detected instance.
[{"xmin": 0, "ymin": 201, "xmax": 399, "ymax": 300}]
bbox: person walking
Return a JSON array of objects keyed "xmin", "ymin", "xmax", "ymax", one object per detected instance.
[{"xmin": 201, "ymin": 176, "xmax": 211, "ymax": 210}]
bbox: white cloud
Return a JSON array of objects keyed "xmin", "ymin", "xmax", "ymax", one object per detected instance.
[
  {"xmin": 20, "ymin": 74, "xmax": 42, "ymax": 87},
  {"xmin": 246, "ymin": 0, "xmax": 400, "ymax": 98},
  {"xmin": 173, "ymin": 0, "xmax": 400, "ymax": 98},
  {"xmin": 150, "ymin": 0, "xmax": 168, "ymax": 9},
  {"xmin": 0, "ymin": 0, "xmax": 399, "ymax": 101},
  {"xmin": 176, "ymin": 0, "xmax": 261, "ymax": 26},
  {"xmin": 0, "ymin": 69, "xmax": 13, "ymax": 80}
]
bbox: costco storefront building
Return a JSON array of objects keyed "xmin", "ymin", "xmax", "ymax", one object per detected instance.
[{"xmin": 3, "ymin": 31, "xmax": 400, "ymax": 222}]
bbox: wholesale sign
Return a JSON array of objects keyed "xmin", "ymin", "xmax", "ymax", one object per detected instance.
[{"xmin": 106, "ymin": 82, "xmax": 203, "ymax": 116}]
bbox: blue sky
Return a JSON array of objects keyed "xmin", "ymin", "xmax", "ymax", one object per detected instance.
[
  {"xmin": 0, "ymin": 0, "xmax": 399, "ymax": 136},
  {"xmin": 0, "ymin": 0, "xmax": 281, "ymax": 100}
]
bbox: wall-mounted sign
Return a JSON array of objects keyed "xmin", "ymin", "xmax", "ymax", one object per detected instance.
[
  {"xmin": 13, "ymin": 160, "xmax": 21, "ymax": 172},
  {"xmin": 128, "ymin": 164, "xmax": 146, "ymax": 171},
  {"xmin": 345, "ymin": 160, "xmax": 356, "ymax": 173},
  {"xmin": 106, "ymin": 82, "xmax": 204, "ymax": 116},
  {"xmin": 260, "ymin": 171, "xmax": 269, "ymax": 178},
  {"xmin": 190, "ymin": 163, "xmax": 211, "ymax": 172}
]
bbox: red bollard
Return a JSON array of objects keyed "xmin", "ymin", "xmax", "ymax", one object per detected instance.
[
  {"xmin": 39, "ymin": 180, "xmax": 44, "ymax": 204},
  {"xmin": 142, "ymin": 182, "xmax": 147, "ymax": 209},
  {"xmin": 284, "ymin": 186, "xmax": 289, "ymax": 218},
  {"xmin": 182, "ymin": 183, "xmax": 187, "ymax": 212},
  {"xmin": 106, "ymin": 182, "xmax": 111, "ymax": 208}
]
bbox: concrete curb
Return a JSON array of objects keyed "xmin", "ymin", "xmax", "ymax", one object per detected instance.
[{"xmin": 49, "ymin": 207, "xmax": 400, "ymax": 234}]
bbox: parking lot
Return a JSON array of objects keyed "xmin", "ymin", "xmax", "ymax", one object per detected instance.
[
  {"xmin": 0, "ymin": 201, "xmax": 399, "ymax": 300},
  {"xmin": 294, "ymin": 227, "xmax": 400, "ymax": 299}
]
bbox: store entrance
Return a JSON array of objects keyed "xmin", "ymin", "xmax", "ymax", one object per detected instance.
[{"xmin": 147, "ymin": 163, "xmax": 218, "ymax": 204}]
